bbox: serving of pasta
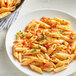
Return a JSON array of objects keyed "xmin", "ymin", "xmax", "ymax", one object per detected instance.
[
  {"xmin": 13, "ymin": 17, "xmax": 76, "ymax": 74},
  {"xmin": 0, "ymin": 0, "xmax": 21, "ymax": 18}
]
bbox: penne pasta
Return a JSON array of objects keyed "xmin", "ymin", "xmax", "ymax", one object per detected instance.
[
  {"xmin": 0, "ymin": 0, "xmax": 21, "ymax": 18},
  {"xmin": 30, "ymin": 65, "xmax": 43, "ymax": 74},
  {"xmin": 43, "ymin": 67, "xmax": 54, "ymax": 72},
  {"xmin": 56, "ymin": 24, "xmax": 72, "ymax": 32},
  {"xmin": 71, "ymin": 41, "xmax": 76, "ymax": 51},
  {"xmin": 53, "ymin": 53, "xmax": 70, "ymax": 60},
  {"xmin": 18, "ymin": 52, "xmax": 22, "ymax": 62},
  {"xmin": 21, "ymin": 59, "xmax": 34, "ymax": 66},
  {"xmin": 32, "ymin": 43, "xmax": 47, "ymax": 53},
  {"xmin": 48, "ymin": 44, "xmax": 57, "ymax": 55},
  {"xmin": 51, "ymin": 39, "xmax": 64, "ymax": 44},
  {"xmin": 15, "ymin": 47, "xmax": 28, "ymax": 52},
  {"xmin": 12, "ymin": 17, "xmax": 76, "ymax": 74},
  {"xmin": 53, "ymin": 17, "xmax": 70, "ymax": 25},
  {"xmin": 0, "ymin": 12, "xmax": 11, "ymax": 18},
  {"xmin": 36, "ymin": 20, "xmax": 50, "ymax": 29},
  {"xmin": 54, "ymin": 65, "xmax": 68, "ymax": 73}
]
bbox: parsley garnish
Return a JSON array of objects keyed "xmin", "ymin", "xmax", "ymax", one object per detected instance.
[
  {"xmin": 56, "ymin": 51, "xmax": 60, "ymax": 53},
  {"xmin": 60, "ymin": 30, "xmax": 64, "ymax": 33},
  {"xmin": 54, "ymin": 55, "xmax": 56, "ymax": 57},
  {"xmin": 62, "ymin": 20, "xmax": 64, "ymax": 21},
  {"xmin": 61, "ymin": 45, "xmax": 66, "ymax": 49},
  {"xmin": 19, "ymin": 31, "xmax": 24, "ymax": 37},
  {"xmin": 16, "ymin": 33, "xmax": 19, "ymax": 36},
  {"xmin": 41, "ymin": 35, "xmax": 47, "ymax": 40},
  {"xmin": 50, "ymin": 30, "xmax": 52, "ymax": 33},
  {"xmin": 49, "ymin": 60, "xmax": 51, "ymax": 62},
  {"xmin": 19, "ymin": 30, "xmax": 21, "ymax": 32},
  {"xmin": 38, "ymin": 45, "xmax": 41, "ymax": 49},
  {"xmin": 31, "ymin": 49, "xmax": 37, "ymax": 52},
  {"xmin": 22, "ymin": 34, "xmax": 24, "ymax": 37}
]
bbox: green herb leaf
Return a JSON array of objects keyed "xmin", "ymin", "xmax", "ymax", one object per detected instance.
[
  {"xmin": 54, "ymin": 55, "xmax": 56, "ymax": 57},
  {"xmin": 56, "ymin": 51, "xmax": 60, "ymax": 53},
  {"xmin": 61, "ymin": 45, "xmax": 66, "ymax": 49},
  {"xmin": 49, "ymin": 60, "xmax": 51, "ymax": 62},
  {"xmin": 22, "ymin": 34, "xmax": 24, "ymax": 37},
  {"xmin": 41, "ymin": 35, "xmax": 47, "ymax": 40},
  {"xmin": 38, "ymin": 45, "xmax": 41, "ymax": 49},
  {"xmin": 62, "ymin": 20, "xmax": 64, "ymax": 21},
  {"xmin": 57, "ymin": 32, "xmax": 59, "ymax": 34},
  {"xmin": 21, "ymin": 32, "xmax": 23, "ymax": 34},
  {"xmin": 50, "ymin": 30, "xmax": 52, "ymax": 33},
  {"xmin": 19, "ymin": 31, "xmax": 23, "ymax": 34},
  {"xmin": 31, "ymin": 49, "xmax": 37, "ymax": 52},
  {"xmin": 16, "ymin": 33, "xmax": 19, "ymax": 36},
  {"xmin": 19, "ymin": 31, "xmax": 24, "ymax": 37},
  {"xmin": 60, "ymin": 30, "xmax": 64, "ymax": 33},
  {"xmin": 19, "ymin": 30, "xmax": 21, "ymax": 32},
  {"xmin": 57, "ymin": 32, "xmax": 61, "ymax": 37}
]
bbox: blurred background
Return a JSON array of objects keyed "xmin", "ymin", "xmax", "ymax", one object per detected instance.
[{"xmin": 0, "ymin": 0, "xmax": 76, "ymax": 76}]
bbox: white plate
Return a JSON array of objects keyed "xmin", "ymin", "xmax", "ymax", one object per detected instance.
[{"xmin": 6, "ymin": 9, "xmax": 76, "ymax": 76}]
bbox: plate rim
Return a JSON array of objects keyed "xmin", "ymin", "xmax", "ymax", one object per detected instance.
[{"xmin": 5, "ymin": 8, "xmax": 76, "ymax": 76}]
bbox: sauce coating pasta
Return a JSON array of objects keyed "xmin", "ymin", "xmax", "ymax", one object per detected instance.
[
  {"xmin": 13, "ymin": 17, "xmax": 76, "ymax": 74},
  {"xmin": 0, "ymin": 0, "xmax": 21, "ymax": 18}
]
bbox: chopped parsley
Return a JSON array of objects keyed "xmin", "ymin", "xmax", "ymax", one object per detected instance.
[
  {"xmin": 19, "ymin": 31, "xmax": 24, "ymax": 37},
  {"xmin": 19, "ymin": 30, "xmax": 21, "ymax": 32},
  {"xmin": 57, "ymin": 32, "xmax": 59, "ymax": 34},
  {"xmin": 57, "ymin": 32, "xmax": 61, "ymax": 37},
  {"xmin": 47, "ymin": 51, "xmax": 48, "ymax": 53},
  {"xmin": 38, "ymin": 45, "xmax": 41, "ymax": 49},
  {"xmin": 60, "ymin": 30, "xmax": 64, "ymax": 33},
  {"xmin": 16, "ymin": 33, "xmax": 19, "ymax": 36},
  {"xmin": 56, "ymin": 51, "xmax": 60, "ymax": 53},
  {"xmin": 31, "ymin": 49, "xmax": 37, "ymax": 52},
  {"xmin": 21, "ymin": 32, "xmax": 23, "ymax": 34},
  {"xmin": 54, "ymin": 55, "xmax": 56, "ymax": 57},
  {"xmin": 49, "ymin": 60, "xmax": 51, "ymax": 62},
  {"xmin": 50, "ymin": 30, "xmax": 52, "ymax": 33},
  {"xmin": 41, "ymin": 35, "xmax": 47, "ymax": 40},
  {"xmin": 22, "ymin": 34, "xmax": 24, "ymax": 37},
  {"xmin": 61, "ymin": 45, "xmax": 66, "ymax": 49}
]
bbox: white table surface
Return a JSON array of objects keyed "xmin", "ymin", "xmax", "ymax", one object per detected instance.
[{"xmin": 0, "ymin": 0, "xmax": 76, "ymax": 76}]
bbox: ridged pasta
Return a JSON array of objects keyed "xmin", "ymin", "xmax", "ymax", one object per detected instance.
[{"xmin": 13, "ymin": 17, "xmax": 76, "ymax": 74}]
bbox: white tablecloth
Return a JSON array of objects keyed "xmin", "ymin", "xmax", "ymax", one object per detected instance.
[{"xmin": 0, "ymin": 0, "xmax": 76, "ymax": 76}]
